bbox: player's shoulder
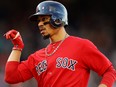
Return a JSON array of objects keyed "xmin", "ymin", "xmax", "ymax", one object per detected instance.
[
  {"xmin": 68, "ymin": 35, "xmax": 86, "ymax": 40},
  {"xmin": 68, "ymin": 36, "xmax": 91, "ymax": 43},
  {"xmin": 68, "ymin": 36, "xmax": 96, "ymax": 47}
]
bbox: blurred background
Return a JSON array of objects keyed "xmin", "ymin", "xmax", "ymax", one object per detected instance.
[{"xmin": 0, "ymin": 0, "xmax": 116, "ymax": 87}]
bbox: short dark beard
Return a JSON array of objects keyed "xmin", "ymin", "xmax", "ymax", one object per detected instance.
[{"xmin": 43, "ymin": 34, "xmax": 50, "ymax": 40}]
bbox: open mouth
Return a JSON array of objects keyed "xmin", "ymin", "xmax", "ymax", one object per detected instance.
[
  {"xmin": 40, "ymin": 29, "xmax": 46, "ymax": 34},
  {"xmin": 39, "ymin": 27, "xmax": 46, "ymax": 35},
  {"xmin": 39, "ymin": 26, "xmax": 46, "ymax": 34}
]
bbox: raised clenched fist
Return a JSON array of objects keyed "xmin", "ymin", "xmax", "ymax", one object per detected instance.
[{"xmin": 4, "ymin": 29, "xmax": 24, "ymax": 51}]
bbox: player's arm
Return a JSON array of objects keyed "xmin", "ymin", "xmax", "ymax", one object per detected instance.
[
  {"xmin": 98, "ymin": 65, "xmax": 116, "ymax": 87},
  {"xmin": 97, "ymin": 65, "xmax": 115, "ymax": 87},
  {"xmin": 4, "ymin": 29, "xmax": 24, "ymax": 83},
  {"xmin": 82, "ymin": 39, "xmax": 116, "ymax": 87},
  {"xmin": 7, "ymin": 50, "xmax": 21, "ymax": 62}
]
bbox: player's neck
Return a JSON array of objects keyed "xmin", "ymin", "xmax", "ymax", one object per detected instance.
[{"xmin": 49, "ymin": 28, "xmax": 69, "ymax": 43}]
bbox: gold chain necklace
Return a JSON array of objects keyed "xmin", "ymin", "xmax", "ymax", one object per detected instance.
[{"xmin": 45, "ymin": 34, "xmax": 68, "ymax": 56}]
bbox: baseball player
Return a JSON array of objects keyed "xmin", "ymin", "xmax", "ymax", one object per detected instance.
[{"xmin": 4, "ymin": 1, "xmax": 116, "ymax": 87}]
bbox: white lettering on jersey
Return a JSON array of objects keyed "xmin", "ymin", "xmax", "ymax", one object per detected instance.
[
  {"xmin": 35, "ymin": 60, "xmax": 47, "ymax": 75},
  {"xmin": 56, "ymin": 57, "xmax": 78, "ymax": 71}
]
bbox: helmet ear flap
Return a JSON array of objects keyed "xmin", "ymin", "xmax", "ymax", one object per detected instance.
[
  {"xmin": 54, "ymin": 19, "xmax": 62, "ymax": 25},
  {"xmin": 50, "ymin": 18, "xmax": 63, "ymax": 28}
]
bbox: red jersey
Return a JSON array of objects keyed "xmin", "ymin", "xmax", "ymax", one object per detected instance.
[{"xmin": 6, "ymin": 36, "xmax": 112, "ymax": 87}]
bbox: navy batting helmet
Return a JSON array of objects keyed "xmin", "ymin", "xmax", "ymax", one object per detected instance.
[{"xmin": 29, "ymin": 1, "xmax": 68, "ymax": 28}]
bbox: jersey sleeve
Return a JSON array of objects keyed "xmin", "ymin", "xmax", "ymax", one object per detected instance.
[
  {"xmin": 5, "ymin": 55, "xmax": 34, "ymax": 84},
  {"xmin": 81, "ymin": 39, "xmax": 112, "ymax": 76},
  {"xmin": 18, "ymin": 54, "xmax": 35, "ymax": 81}
]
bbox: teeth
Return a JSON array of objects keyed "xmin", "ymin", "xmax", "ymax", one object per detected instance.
[
  {"xmin": 40, "ymin": 30, "xmax": 45, "ymax": 34},
  {"xmin": 39, "ymin": 28, "xmax": 46, "ymax": 34}
]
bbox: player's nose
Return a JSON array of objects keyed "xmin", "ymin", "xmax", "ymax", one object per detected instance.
[{"xmin": 38, "ymin": 21, "xmax": 44, "ymax": 27}]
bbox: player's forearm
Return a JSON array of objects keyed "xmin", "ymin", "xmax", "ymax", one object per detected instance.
[
  {"xmin": 5, "ymin": 50, "xmax": 23, "ymax": 84},
  {"xmin": 99, "ymin": 66, "xmax": 116, "ymax": 87},
  {"xmin": 98, "ymin": 84, "xmax": 107, "ymax": 87},
  {"xmin": 7, "ymin": 50, "xmax": 21, "ymax": 62}
]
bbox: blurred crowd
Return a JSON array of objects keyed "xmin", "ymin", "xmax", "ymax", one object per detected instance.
[{"xmin": 0, "ymin": 0, "xmax": 116, "ymax": 87}]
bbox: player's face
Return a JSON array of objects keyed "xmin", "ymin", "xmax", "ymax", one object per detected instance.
[{"xmin": 37, "ymin": 15, "xmax": 59, "ymax": 39}]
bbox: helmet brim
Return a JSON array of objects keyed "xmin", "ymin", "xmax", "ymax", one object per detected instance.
[{"xmin": 29, "ymin": 12, "xmax": 51, "ymax": 21}]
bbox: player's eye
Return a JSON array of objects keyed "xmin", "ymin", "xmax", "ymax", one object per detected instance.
[
  {"xmin": 42, "ymin": 18, "xmax": 46, "ymax": 21},
  {"xmin": 37, "ymin": 17, "xmax": 50, "ymax": 23},
  {"xmin": 42, "ymin": 17, "xmax": 48, "ymax": 22}
]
